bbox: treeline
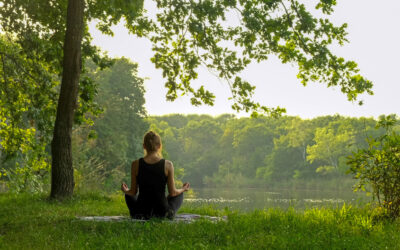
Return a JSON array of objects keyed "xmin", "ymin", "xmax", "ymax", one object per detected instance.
[{"xmin": 148, "ymin": 114, "xmax": 394, "ymax": 188}]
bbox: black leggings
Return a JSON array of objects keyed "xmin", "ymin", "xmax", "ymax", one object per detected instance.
[{"xmin": 124, "ymin": 193, "xmax": 184, "ymax": 218}]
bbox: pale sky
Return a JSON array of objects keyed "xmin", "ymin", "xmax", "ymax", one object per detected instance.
[{"xmin": 89, "ymin": 0, "xmax": 400, "ymax": 119}]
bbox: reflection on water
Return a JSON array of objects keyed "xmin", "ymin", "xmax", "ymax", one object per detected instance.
[
  {"xmin": 186, "ymin": 198, "xmax": 250, "ymax": 203},
  {"xmin": 185, "ymin": 187, "xmax": 370, "ymax": 211}
]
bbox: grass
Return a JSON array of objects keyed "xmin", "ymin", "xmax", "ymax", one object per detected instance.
[{"xmin": 0, "ymin": 192, "xmax": 399, "ymax": 249}]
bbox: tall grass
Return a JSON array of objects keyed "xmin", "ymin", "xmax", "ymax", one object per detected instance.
[{"xmin": 0, "ymin": 193, "xmax": 399, "ymax": 249}]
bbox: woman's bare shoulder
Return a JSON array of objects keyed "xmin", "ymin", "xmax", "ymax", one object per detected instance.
[
  {"xmin": 131, "ymin": 159, "xmax": 140, "ymax": 172},
  {"xmin": 164, "ymin": 160, "xmax": 173, "ymax": 169}
]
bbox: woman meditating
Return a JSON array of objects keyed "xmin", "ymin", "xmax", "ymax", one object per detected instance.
[{"xmin": 121, "ymin": 131, "xmax": 190, "ymax": 219}]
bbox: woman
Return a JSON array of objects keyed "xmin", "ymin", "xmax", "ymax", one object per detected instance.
[{"xmin": 121, "ymin": 131, "xmax": 190, "ymax": 219}]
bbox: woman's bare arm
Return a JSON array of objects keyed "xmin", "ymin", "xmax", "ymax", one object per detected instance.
[
  {"xmin": 166, "ymin": 160, "xmax": 190, "ymax": 197},
  {"xmin": 121, "ymin": 160, "xmax": 138, "ymax": 196}
]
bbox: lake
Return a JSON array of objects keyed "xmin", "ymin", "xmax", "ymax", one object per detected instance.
[{"xmin": 185, "ymin": 187, "xmax": 371, "ymax": 211}]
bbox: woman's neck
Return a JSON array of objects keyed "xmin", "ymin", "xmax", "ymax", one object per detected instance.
[{"xmin": 144, "ymin": 152, "xmax": 161, "ymax": 162}]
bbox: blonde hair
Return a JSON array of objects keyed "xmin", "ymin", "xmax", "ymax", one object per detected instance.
[{"xmin": 143, "ymin": 131, "xmax": 162, "ymax": 156}]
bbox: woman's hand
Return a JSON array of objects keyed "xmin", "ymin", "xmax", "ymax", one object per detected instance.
[
  {"xmin": 182, "ymin": 182, "xmax": 190, "ymax": 192},
  {"xmin": 121, "ymin": 183, "xmax": 129, "ymax": 193}
]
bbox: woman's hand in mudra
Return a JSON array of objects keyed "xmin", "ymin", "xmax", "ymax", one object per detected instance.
[
  {"xmin": 182, "ymin": 182, "xmax": 190, "ymax": 192},
  {"xmin": 121, "ymin": 183, "xmax": 129, "ymax": 193}
]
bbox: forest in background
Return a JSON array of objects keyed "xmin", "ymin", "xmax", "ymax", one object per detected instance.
[
  {"xmin": 1, "ymin": 54, "xmax": 398, "ymax": 193},
  {"xmin": 148, "ymin": 114, "xmax": 392, "ymax": 189}
]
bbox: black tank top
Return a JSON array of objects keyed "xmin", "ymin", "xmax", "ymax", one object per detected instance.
[{"xmin": 135, "ymin": 158, "xmax": 171, "ymax": 219}]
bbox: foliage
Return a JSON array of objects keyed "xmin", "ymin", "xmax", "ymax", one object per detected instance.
[
  {"xmin": 347, "ymin": 115, "xmax": 400, "ymax": 219},
  {"xmin": 0, "ymin": 35, "xmax": 55, "ymax": 192},
  {"xmin": 72, "ymin": 58, "xmax": 148, "ymax": 192},
  {"xmin": 307, "ymin": 125, "xmax": 355, "ymax": 175},
  {"xmin": 1, "ymin": 193, "xmax": 400, "ymax": 249},
  {"xmin": 148, "ymin": 114, "xmax": 382, "ymax": 188},
  {"xmin": 72, "ymin": 128, "xmax": 108, "ymax": 193},
  {"xmin": 86, "ymin": 58, "xmax": 147, "ymax": 169},
  {"xmin": 0, "ymin": 0, "xmax": 118, "ymax": 124},
  {"xmin": 0, "ymin": 56, "xmax": 148, "ymax": 193},
  {"xmin": 147, "ymin": 0, "xmax": 372, "ymax": 115}
]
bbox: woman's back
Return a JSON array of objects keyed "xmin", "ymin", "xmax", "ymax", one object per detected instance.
[{"xmin": 135, "ymin": 158, "xmax": 170, "ymax": 218}]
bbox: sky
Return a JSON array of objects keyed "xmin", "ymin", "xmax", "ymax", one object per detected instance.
[{"xmin": 89, "ymin": 0, "xmax": 400, "ymax": 119}]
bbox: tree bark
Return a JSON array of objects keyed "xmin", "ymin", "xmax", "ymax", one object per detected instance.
[{"xmin": 50, "ymin": 0, "xmax": 85, "ymax": 199}]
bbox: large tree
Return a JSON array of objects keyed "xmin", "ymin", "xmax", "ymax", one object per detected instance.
[
  {"xmin": 50, "ymin": 0, "xmax": 85, "ymax": 198},
  {"xmin": 0, "ymin": 0, "xmax": 372, "ymax": 198}
]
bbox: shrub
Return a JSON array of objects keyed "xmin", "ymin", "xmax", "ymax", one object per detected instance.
[{"xmin": 347, "ymin": 115, "xmax": 400, "ymax": 219}]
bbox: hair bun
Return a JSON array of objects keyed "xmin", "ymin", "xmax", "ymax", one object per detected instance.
[{"xmin": 143, "ymin": 131, "xmax": 162, "ymax": 155}]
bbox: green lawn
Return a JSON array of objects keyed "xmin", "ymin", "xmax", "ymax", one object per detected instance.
[{"xmin": 0, "ymin": 193, "xmax": 399, "ymax": 249}]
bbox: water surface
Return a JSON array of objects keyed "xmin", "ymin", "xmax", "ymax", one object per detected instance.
[{"xmin": 185, "ymin": 187, "xmax": 370, "ymax": 211}]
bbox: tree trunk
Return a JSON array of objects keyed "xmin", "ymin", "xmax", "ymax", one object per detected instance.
[{"xmin": 50, "ymin": 0, "xmax": 85, "ymax": 199}]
